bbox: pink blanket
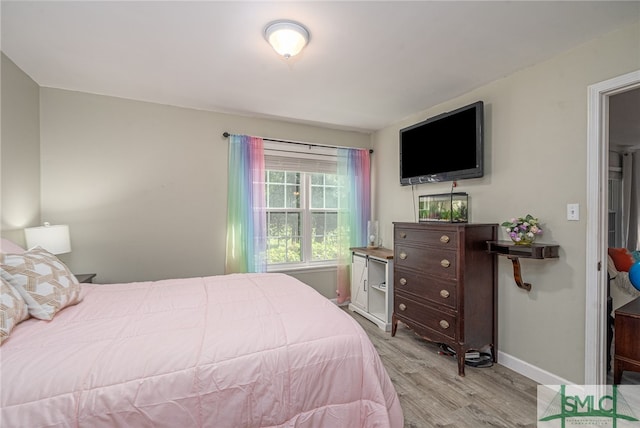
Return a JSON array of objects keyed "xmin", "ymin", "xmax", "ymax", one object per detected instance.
[{"xmin": 1, "ymin": 273, "xmax": 403, "ymax": 427}]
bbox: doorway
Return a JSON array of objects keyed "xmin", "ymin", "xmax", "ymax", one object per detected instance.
[{"xmin": 586, "ymin": 70, "xmax": 640, "ymax": 385}]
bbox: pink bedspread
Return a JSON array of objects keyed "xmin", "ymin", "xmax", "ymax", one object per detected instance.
[{"xmin": 1, "ymin": 273, "xmax": 403, "ymax": 427}]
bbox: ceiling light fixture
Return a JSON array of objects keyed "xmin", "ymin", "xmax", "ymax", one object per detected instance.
[{"xmin": 264, "ymin": 20, "xmax": 310, "ymax": 59}]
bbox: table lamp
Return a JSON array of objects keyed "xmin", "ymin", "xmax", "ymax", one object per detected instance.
[{"xmin": 24, "ymin": 222, "xmax": 71, "ymax": 254}]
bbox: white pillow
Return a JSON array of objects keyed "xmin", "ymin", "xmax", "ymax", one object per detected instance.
[
  {"xmin": 0, "ymin": 246, "xmax": 82, "ymax": 320},
  {"xmin": 0, "ymin": 277, "xmax": 30, "ymax": 344}
]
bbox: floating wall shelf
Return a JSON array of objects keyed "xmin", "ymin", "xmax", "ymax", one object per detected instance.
[{"xmin": 487, "ymin": 241, "xmax": 559, "ymax": 291}]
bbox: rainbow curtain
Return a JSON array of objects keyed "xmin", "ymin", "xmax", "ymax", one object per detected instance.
[
  {"xmin": 225, "ymin": 134, "xmax": 267, "ymax": 273},
  {"xmin": 336, "ymin": 148, "xmax": 371, "ymax": 304}
]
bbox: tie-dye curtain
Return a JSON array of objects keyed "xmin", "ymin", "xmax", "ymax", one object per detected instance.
[
  {"xmin": 336, "ymin": 148, "xmax": 371, "ymax": 304},
  {"xmin": 225, "ymin": 134, "xmax": 267, "ymax": 273}
]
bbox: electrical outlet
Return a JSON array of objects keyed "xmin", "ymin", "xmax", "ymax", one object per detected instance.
[{"xmin": 567, "ymin": 203, "xmax": 579, "ymax": 221}]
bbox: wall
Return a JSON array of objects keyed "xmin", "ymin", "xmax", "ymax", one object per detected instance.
[
  {"xmin": 1, "ymin": 53, "xmax": 41, "ymax": 245},
  {"xmin": 373, "ymin": 20, "xmax": 640, "ymax": 383},
  {"xmin": 38, "ymin": 88, "xmax": 371, "ymax": 298}
]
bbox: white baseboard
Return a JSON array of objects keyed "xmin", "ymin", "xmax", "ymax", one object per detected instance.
[{"xmin": 498, "ymin": 350, "xmax": 572, "ymax": 385}]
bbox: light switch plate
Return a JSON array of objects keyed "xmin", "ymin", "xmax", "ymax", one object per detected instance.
[{"xmin": 567, "ymin": 203, "xmax": 579, "ymax": 221}]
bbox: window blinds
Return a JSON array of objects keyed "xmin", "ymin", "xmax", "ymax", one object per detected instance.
[{"xmin": 264, "ymin": 141, "xmax": 337, "ymax": 174}]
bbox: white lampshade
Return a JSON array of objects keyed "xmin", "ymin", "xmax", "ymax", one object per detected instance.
[
  {"xmin": 264, "ymin": 20, "xmax": 310, "ymax": 59},
  {"xmin": 24, "ymin": 223, "xmax": 71, "ymax": 255}
]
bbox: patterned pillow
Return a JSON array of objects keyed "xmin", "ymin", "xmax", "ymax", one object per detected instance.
[
  {"xmin": 0, "ymin": 277, "xmax": 30, "ymax": 344},
  {"xmin": 0, "ymin": 246, "xmax": 82, "ymax": 320}
]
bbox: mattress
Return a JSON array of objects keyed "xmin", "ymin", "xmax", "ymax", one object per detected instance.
[{"xmin": 1, "ymin": 272, "xmax": 403, "ymax": 427}]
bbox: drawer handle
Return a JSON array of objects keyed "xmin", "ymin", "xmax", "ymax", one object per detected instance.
[
  {"xmin": 399, "ymin": 303, "xmax": 407, "ymax": 311},
  {"xmin": 440, "ymin": 289, "xmax": 450, "ymax": 298},
  {"xmin": 439, "ymin": 320, "xmax": 450, "ymax": 329},
  {"xmin": 440, "ymin": 259, "xmax": 450, "ymax": 268},
  {"xmin": 400, "ymin": 251, "xmax": 407, "ymax": 260},
  {"xmin": 400, "ymin": 232, "xmax": 407, "ymax": 239},
  {"xmin": 440, "ymin": 235, "xmax": 450, "ymax": 243},
  {"xmin": 399, "ymin": 278, "xmax": 407, "ymax": 286}
]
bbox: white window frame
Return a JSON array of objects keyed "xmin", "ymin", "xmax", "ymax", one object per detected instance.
[{"xmin": 264, "ymin": 141, "xmax": 339, "ymax": 272}]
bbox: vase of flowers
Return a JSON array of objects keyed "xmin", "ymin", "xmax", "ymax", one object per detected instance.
[{"xmin": 501, "ymin": 214, "xmax": 543, "ymax": 245}]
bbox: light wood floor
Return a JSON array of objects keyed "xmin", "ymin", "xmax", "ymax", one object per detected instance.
[
  {"xmin": 343, "ymin": 308, "xmax": 539, "ymax": 428},
  {"xmin": 608, "ymin": 338, "xmax": 640, "ymax": 385}
]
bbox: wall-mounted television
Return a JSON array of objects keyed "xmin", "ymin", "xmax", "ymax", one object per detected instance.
[{"xmin": 399, "ymin": 101, "xmax": 484, "ymax": 185}]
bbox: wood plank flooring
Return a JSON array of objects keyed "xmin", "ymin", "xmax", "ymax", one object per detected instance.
[
  {"xmin": 609, "ymin": 337, "xmax": 640, "ymax": 385},
  {"xmin": 343, "ymin": 307, "xmax": 539, "ymax": 428}
]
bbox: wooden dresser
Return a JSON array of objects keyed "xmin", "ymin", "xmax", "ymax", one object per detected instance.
[
  {"xmin": 614, "ymin": 296, "xmax": 640, "ymax": 384},
  {"xmin": 392, "ymin": 222, "xmax": 498, "ymax": 376}
]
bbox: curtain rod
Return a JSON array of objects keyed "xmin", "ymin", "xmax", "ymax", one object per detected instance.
[{"xmin": 222, "ymin": 132, "xmax": 373, "ymax": 154}]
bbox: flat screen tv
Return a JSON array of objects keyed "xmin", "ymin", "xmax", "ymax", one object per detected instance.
[{"xmin": 399, "ymin": 101, "xmax": 484, "ymax": 185}]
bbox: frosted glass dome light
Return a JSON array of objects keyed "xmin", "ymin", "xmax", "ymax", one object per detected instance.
[{"xmin": 264, "ymin": 20, "xmax": 310, "ymax": 59}]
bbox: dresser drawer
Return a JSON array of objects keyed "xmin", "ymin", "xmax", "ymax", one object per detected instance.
[
  {"xmin": 395, "ymin": 268, "xmax": 457, "ymax": 309},
  {"xmin": 395, "ymin": 227, "xmax": 458, "ymax": 248},
  {"xmin": 395, "ymin": 244, "xmax": 457, "ymax": 279},
  {"xmin": 394, "ymin": 294, "xmax": 457, "ymax": 340}
]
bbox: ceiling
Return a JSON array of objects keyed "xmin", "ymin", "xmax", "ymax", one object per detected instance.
[{"xmin": 1, "ymin": 1, "xmax": 639, "ymax": 133}]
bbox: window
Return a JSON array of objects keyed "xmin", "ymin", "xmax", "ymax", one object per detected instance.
[
  {"xmin": 264, "ymin": 142, "xmax": 339, "ymax": 269},
  {"xmin": 265, "ymin": 170, "xmax": 340, "ymax": 268}
]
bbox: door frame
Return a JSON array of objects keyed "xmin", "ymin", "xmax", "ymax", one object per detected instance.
[{"xmin": 585, "ymin": 70, "xmax": 640, "ymax": 385}]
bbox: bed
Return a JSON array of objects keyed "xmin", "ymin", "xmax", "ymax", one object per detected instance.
[
  {"xmin": 607, "ymin": 250, "xmax": 640, "ymax": 312},
  {"xmin": 0, "ymin": 242, "xmax": 403, "ymax": 427}
]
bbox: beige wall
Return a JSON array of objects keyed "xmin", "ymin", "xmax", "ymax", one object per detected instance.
[
  {"xmin": 373, "ymin": 20, "xmax": 640, "ymax": 383},
  {"xmin": 1, "ymin": 54, "xmax": 41, "ymax": 245},
  {"xmin": 38, "ymin": 88, "xmax": 371, "ymax": 298}
]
